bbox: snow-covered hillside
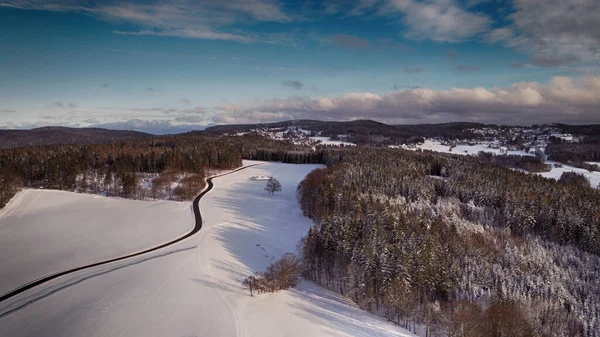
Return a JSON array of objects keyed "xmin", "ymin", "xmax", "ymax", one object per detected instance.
[{"xmin": 0, "ymin": 161, "xmax": 413, "ymax": 337}]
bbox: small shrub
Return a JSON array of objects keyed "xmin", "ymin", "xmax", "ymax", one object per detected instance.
[{"xmin": 242, "ymin": 253, "xmax": 301, "ymax": 296}]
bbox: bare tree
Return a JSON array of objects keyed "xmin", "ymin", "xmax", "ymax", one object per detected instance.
[
  {"xmin": 174, "ymin": 174, "xmax": 205, "ymax": 200},
  {"xmin": 242, "ymin": 275, "xmax": 257, "ymax": 297},
  {"xmin": 265, "ymin": 177, "xmax": 282, "ymax": 195}
]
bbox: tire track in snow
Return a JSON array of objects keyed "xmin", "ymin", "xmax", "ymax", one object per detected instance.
[
  {"xmin": 0, "ymin": 189, "xmax": 29, "ymax": 221},
  {"xmin": 0, "ymin": 163, "xmax": 260, "ymax": 304},
  {"xmin": 116, "ymin": 251, "xmax": 196, "ymax": 337},
  {"xmin": 197, "ymin": 221, "xmax": 248, "ymax": 337},
  {"xmin": 0, "ymin": 246, "xmax": 197, "ymax": 318},
  {"xmin": 17, "ymin": 190, "xmax": 39, "ymax": 220}
]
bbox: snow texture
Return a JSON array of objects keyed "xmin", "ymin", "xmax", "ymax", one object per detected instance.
[
  {"xmin": 0, "ymin": 190, "xmax": 191, "ymax": 295},
  {"xmin": 0, "ymin": 161, "xmax": 414, "ymax": 337}
]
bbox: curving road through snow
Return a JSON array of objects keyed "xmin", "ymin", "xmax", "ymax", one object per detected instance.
[
  {"xmin": 0, "ymin": 161, "xmax": 414, "ymax": 337},
  {"xmin": 0, "ymin": 164, "xmax": 258, "ymax": 304}
]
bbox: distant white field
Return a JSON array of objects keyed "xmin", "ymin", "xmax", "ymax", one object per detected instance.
[
  {"xmin": 411, "ymin": 139, "xmax": 600, "ymax": 188},
  {"xmin": 416, "ymin": 139, "xmax": 534, "ymax": 157},
  {"xmin": 309, "ymin": 136, "xmax": 356, "ymax": 146},
  {"xmin": 541, "ymin": 161, "xmax": 600, "ymax": 188},
  {"xmin": 0, "ymin": 160, "xmax": 413, "ymax": 337}
]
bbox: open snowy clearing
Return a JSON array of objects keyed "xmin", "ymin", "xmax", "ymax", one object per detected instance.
[
  {"xmin": 541, "ymin": 161, "xmax": 600, "ymax": 188},
  {"xmin": 309, "ymin": 136, "xmax": 356, "ymax": 146},
  {"xmin": 415, "ymin": 139, "xmax": 534, "ymax": 157},
  {"xmin": 412, "ymin": 139, "xmax": 600, "ymax": 188},
  {"xmin": 0, "ymin": 190, "xmax": 191, "ymax": 296},
  {"xmin": 587, "ymin": 162, "xmax": 600, "ymax": 169},
  {"xmin": 0, "ymin": 160, "xmax": 413, "ymax": 337}
]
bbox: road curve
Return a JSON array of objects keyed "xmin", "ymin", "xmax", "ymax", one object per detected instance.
[{"xmin": 0, "ymin": 163, "xmax": 259, "ymax": 304}]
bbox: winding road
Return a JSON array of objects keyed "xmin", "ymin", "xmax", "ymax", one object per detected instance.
[{"xmin": 0, "ymin": 164, "xmax": 258, "ymax": 304}]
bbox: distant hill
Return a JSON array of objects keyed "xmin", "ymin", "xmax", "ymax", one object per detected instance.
[
  {"xmin": 204, "ymin": 119, "xmax": 488, "ymax": 144},
  {"xmin": 553, "ymin": 123, "xmax": 600, "ymax": 142},
  {"xmin": 395, "ymin": 122, "xmax": 487, "ymax": 139},
  {"xmin": 0, "ymin": 127, "xmax": 152, "ymax": 149},
  {"xmin": 204, "ymin": 119, "xmax": 415, "ymax": 143}
]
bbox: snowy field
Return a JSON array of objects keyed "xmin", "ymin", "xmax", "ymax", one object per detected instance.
[
  {"xmin": 587, "ymin": 162, "xmax": 600, "ymax": 168},
  {"xmin": 413, "ymin": 139, "xmax": 600, "ymax": 188},
  {"xmin": 0, "ymin": 190, "xmax": 192, "ymax": 295},
  {"xmin": 0, "ymin": 161, "xmax": 413, "ymax": 337},
  {"xmin": 309, "ymin": 136, "xmax": 356, "ymax": 146},
  {"xmin": 416, "ymin": 139, "xmax": 533, "ymax": 157},
  {"xmin": 541, "ymin": 161, "xmax": 600, "ymax": 188}
]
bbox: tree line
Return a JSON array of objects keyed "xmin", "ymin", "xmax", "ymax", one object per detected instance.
[
  {"xmin": 546, "ymin": 142, "xmax": 600, "ymax": 163},
  {"xmin": 0, "ymin": 133, "xmax": 323, "ymax": 208},
  {"xmin": 477, "ymin": 152, "xmax": 550, "ymax": 173},
  {"xmin": 0, "ymin": 135, "xmax": 243, "ymax": 207}
]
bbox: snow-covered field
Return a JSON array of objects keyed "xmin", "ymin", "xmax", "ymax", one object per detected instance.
[
  {"xmin": 0, "ymin": 190, "xmax": 192, "ymax": 295},
  {"xmin": 587, "ymin": 162, "xmax": 600, "ymax": 168},
  {"xmin": 309, "ymin": 136, "xmax": 356, "ymax": 146},
  {"xmin": 412, "ymin": 139, "xmax": 600, "ymax": 188},
  {"xmin": 416, "ymin": 139, "xmax": 533, "ymax": 157},
  {"xmin": 541, "ymin": 161, "xmax": 600, "ymax": 188},
  {"xmin": 0, "ymin": 161, "xmax": 413, "ymax": 337}
]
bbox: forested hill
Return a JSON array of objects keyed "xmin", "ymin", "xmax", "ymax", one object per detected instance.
[
  {"xmin": 203, "ymin": 119, "xmax": 487, "ymax": 144},
  {"xmin": 554, "ymin": 123, "xmax": 600, "ymax": 137},
  {"xmin": 394, "ymin": 122, "xmax": 486, "ymax": 139},
  {"xmin": 204, "ymin": 119, "xmax": 413, "ymax": 137},
  {"xmin": 553, "ymin": 124, "xmax": 600, "ymax": 143},
  {"xmin": 298, "ymin": 147, "xmax": 600, "ymax": 336},
  {"xmin": 0, "ymin": 127, "xmax": 152, "ymax": 149}
]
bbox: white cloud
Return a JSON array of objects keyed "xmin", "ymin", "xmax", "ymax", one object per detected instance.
[
  {"xmin": 213, "ymin": 76, "xmax": 600, "ymax": 125},
  {"xmin": 1, "ymin": 0, "xmax": 290, "ymax": 42},
  {"xmin": 114, "ymin": 29, "xmax": 251, "ymax": 43},
  {"xmin": 484, "ymin": 27, "xmax": 513, "ymax": 43},
  {"xmin": 12, "ymin": 76, "xmax": 600, "ymax": 130},
  {"xmin": 386, "ymin": 0, "xmax": 491, "ymax": 42},
  {"xmin": 494, "ymin": 0, "xmax": 600, "ymax": 63}
]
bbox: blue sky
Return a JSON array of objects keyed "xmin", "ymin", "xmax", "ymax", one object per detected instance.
[{"xmin": 1, "ymin": 0, "xmax": 599, "ymax": 133}]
